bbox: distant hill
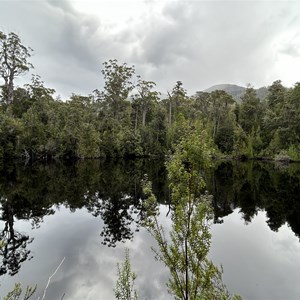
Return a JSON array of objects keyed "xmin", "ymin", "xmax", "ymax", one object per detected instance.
[
  {"xmin": 203, "ymin": 84, "xmax": 268, "ymax": 102},
  {"xmin": 256, "ymin": 86, "xmax": 268, "ymax": 100}
]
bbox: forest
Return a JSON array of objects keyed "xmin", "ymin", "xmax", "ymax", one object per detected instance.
[{"xmin": 1, "ymin": 31, "xmax": 300, "ymax": 162}]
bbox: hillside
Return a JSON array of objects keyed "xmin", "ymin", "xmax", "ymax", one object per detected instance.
[{"xmin": 203, "ymin": 84, "xmax": 268, "ymax": 101}]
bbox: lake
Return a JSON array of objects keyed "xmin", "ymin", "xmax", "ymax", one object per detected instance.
[{"xmin": 0, "ymin": 159, "xmax": 300, "ymax": 300}]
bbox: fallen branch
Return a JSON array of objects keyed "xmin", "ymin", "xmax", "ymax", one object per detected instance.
[{"xmin": 39, "ymin": 257, "xmax": 66, "ymax": 300}]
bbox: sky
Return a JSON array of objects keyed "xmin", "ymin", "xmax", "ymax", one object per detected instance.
[{"xmin": 0, "ymin": 0, "xmax": 300, "ymax": 99}]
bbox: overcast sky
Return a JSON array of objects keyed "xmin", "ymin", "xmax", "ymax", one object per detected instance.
[{"xmin": 1, "ymin": 0, "xmax": 300, "ymax": 99}]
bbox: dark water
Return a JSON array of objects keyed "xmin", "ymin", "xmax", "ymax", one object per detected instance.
[{"xmin": 0, "ymin": 160, "xmax": 300, "ymax": 299}]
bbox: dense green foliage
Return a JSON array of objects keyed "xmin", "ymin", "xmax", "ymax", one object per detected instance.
[{"xmin": 1, "ymin": 32, "xmax": 300, "ymax": 161}]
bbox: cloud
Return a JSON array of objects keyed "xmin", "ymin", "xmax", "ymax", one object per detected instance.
[
  {"xmin": 129, "ymin": 1, "xmax": 300, "ymax": 92},
  {"xmin": 1, "ymin": 0, "xmax": 111, "ymax": 97},
  {"xmin": 1, "ymin": 0, "xmax": 300, "ymax": 98},
  {"xmin": 278, "ymin": 32, "xmax": 300, "ymax": 57}
]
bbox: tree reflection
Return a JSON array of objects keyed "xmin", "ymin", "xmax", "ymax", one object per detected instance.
[
  {"xmin": 207, "ymin": 161, "xmax": 300, "ymax": 238},
  {"xmin": 2, "ymin": 158, "xmax": 300, "ymax": 277},
  {"xmin": 0, "ymin": 199, "xmax": 33, "ymax": 276},
  {"xmin": 83, "ymin": 160, "xmax": 161, "ymax": 247},
  {"xmin": 90, "ymin": 197, "xmax": 139, "ymax": 247},
  {"xmin": 0, "ymin": 159, "xmax": 168, "ymax": 272},
  {"xmin": 0, "ymin": 163, "xmax": 58, "ymax": 276},
  {"xmin": 74, "ymin": 159, "xmax": 167, "ymax": 247}
]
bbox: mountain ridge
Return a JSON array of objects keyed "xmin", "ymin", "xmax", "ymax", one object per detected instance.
[{"xmin": 202, "ymin": 84, "xmax": 268, "ymax": 101}]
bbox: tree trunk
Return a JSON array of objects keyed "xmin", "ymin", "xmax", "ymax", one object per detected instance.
[
  {"xmin": 142, "ymin": 109, "xmax": 147, "ymax": 127},
  {"xmin": 167, "ymin": 92, "xmax": 172, "ymax": 126},
  {"xmin": 7, "ymin": 78, "xmax": 14, "ymax": 105},
  {"xmin": 185, "ymin": 235, "xmax": 189, "ymax": 300},
  {"xmin": 135, "ymin": 111, "xmax": 138, "ymax": 131}
]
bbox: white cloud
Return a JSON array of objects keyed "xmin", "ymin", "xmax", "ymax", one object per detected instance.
[{"xmin": 1, "ymin": 0, "xmax": 300, "ymax": 98}]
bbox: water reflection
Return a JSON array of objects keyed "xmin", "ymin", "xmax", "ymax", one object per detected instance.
[
  {"xmin": 0, "ymin": 159, "xmax": 168, "ymax": 276},
  {"xmin": 0, "ymin": 163, "xmax": 56, "ymax": 276},
  {"xmin": 0, "ymin": 199, "xmax": 33, "ymax": 276},
  {"xmin": 0, "ymin": 160, "xmax": 300, "ymax": 299},
  {"xmin": 207, "ymin": 161, "xmax": 300, "ymax": 238},
  {"xmin": 0, "ymin": 159, "xmax": 300, "ymax": 278},
  {"xmin": 210, "ymin": 209, "xmax": 300, "ymax": 300}
]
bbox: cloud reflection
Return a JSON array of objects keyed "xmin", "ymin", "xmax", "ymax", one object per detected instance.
[
  {"xmin": 211, "ymin": 209, "xmax": 300, "ymax": 300},
  {"xmin": 1, "ymin": 203, "xmax": 300, "ymax": 299}
]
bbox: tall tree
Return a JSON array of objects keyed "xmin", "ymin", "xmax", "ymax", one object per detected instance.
[
  {"xmin": 96, "ymin": 59, "xmax": 135, "ymax": 121},
  {"xmin": 167, "ymin": 81, "xmax": 187, "ymax": 125},
  {"xmin": 262, "ymin": 80, "xmax": 287, "ymax": 150},
  {"xmin": 132, "ymin": 77, "xmax": 159, "ymax": 129},
  {"xmin": 208, "ymin": 90, "xmax": 235, "ymax": 144},
  {"xmin": 192, "ymin": 91, "xmax": 212, "ymax": 121},
  {"xmin": 237, "ymin": 86, "xmax": 264, "ymax": 157},
  {"xmin": 0, "ymin": 32, "xmax": 33, "ymax": 105},
  {"xmin": 239, "ymin": 86, "xmax": 262, "ymax": 134},
  {"xmin": 279, "ymin": 82, "xmax": 300, "ymax": 146}
]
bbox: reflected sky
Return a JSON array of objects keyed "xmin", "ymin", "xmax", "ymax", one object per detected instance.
[
  {"xmin": 0, "ymin": 206, "xmax": 172, "ymax": 300},
  {"xmin": 1, "ymin": 206, "xmax": 300, "ymax": 299},
  {"xmin": 211, "ymin": 210, "xmax": 300, "ymax": 300}
]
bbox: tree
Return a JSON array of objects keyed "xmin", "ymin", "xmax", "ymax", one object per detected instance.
[
  {"xmin": 192, "ymin": 91, "xmax": 211, "ymax": 121},
  {"xmin": 24, "ymin": 75, "xmax": 55, "ymax": 102},
  {"xmin": 96, "ymin": 59, "xmax": 135, "ymax": 121},
  {"xmin": 10, "ymin": 75, "xmax": 55, "ymax": 118},
  {"xmin": 208, "ymin": 90, "xmax": 236, "ymax": 151},
  {"xmin": 131, "ymin": 77, "xmax": 159, "ymax": 129},
  {"xmin": 139, "ymin": 104, "xmax": 167, "ymax": 156},
  {"xmin": 167, "ymin": 81, "xmax": 187, "ymax": 126},
  {"xmin": 275, "ymin": 82, "xmax": 300, "ymax": 152},
  {"xmin": 238, "ymin": 86, "xmax": 262, "ymax": 134},
  {"xmin": 261, "ymin": 80, "xmax": 286, "ymax": 149},
  {"xmin": 190, "ymin": 90, "xmax": 236, "ymax": 153},
  {"xmin": 266, "ymin": 80, "xmax": 286, "ymax": 112},
  {"xmin": 20, "ymin": 94, "xmax": 60, "ymax": 160},
  {"xmin": 0, "ymin": 32, "xmax": 33, "ymax": 105},
  {"xmin": 237, "ymin": 86, "xmax": 264, "ymax": 157},
  {"xmin": 261, "ymin": 82, "xmax": 300, "ymax": 157},
  {"xmin": 143, "ymin": 129, "xmax": 241, "ymax": 300}
]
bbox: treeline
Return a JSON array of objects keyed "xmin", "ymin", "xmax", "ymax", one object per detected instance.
[{"xmin": 1, "ymin": 32, "xmax": 300, "ymax": 160}]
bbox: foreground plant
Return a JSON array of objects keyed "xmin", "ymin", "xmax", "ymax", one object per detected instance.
[
  {"xmin": 2, "ymin": 283, "xmax": 36, "ymax": 300},
  {"xmin": 115, "ymin": 248, "xmax": 139, "ymax": 300},
  {"xmin": 0, "ymin": 239, "xmax": 36, "ymax": 300},
  {"xmin": 143, "ymin": 129, "xmax": 242, "ymax": 300}
]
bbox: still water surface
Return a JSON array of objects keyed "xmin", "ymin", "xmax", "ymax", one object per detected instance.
[{"xmin": 0, "ymin": 160, "xmax": 300, "ymax": 299}]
